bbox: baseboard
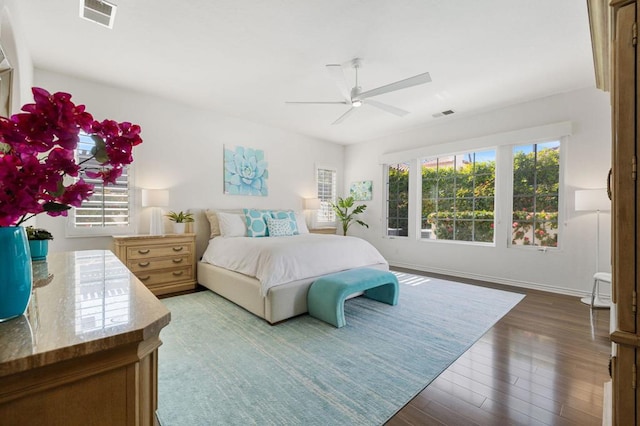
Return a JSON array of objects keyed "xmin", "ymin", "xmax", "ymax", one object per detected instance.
[{"xmin": 389, "ymin": 261, "xmax": 589, "ymax": 298}]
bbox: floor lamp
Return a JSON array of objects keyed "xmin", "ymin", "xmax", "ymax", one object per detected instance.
[
  {"xmin": 575, "ymin": 188, "xmax": 611, "ymax": 307},
  {"xmin": 142, "ymin": 189, "xmax": 169, "ymax": 235}
]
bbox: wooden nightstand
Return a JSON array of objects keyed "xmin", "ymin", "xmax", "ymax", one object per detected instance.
[
  {"xmin": 113, "ymin": 233, "xmax": 197, "ymax": 296},
  {"xmin": 309, "ymin": 227, "xmax": 337, "ymax": 235}
]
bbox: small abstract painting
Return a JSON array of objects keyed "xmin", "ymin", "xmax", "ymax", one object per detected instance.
[
  {"xmin": 224, "ymin": 145, "xmax": 268, "ymax": 196},
  {"xmin": 350, "ymin": 180, "xmax": 372, "ymax": 201}
]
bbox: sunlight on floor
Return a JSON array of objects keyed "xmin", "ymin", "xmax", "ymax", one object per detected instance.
[{"xmin": 393, "ymin": 272, "xmax": 431, "ymax": 286}]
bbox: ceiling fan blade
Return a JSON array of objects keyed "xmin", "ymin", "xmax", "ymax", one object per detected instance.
[
  {"xmin": 364, "ymin": 99, "xmax": 409, "ymax": 117},
  {"xmin": 326, "ymin": 64, "xmax": 352, "ymax": 102},
  {"xmin": 331, "ymin": 107, "xmax": 356, "ymax": 125},
  {"xmin": 285, "ymin": 101, "xmax": 349, "ymax": 105},
  {"xmin": 359, "ymin": 72, "xmax": 431, "ymax": 100}
]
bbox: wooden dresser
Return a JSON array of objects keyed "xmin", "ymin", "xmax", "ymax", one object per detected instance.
[
  {"xmin": 113, "ymin": 234, "xmax": 197, "ymax": 296},
  {"xmin": 0, "ymin": 251, "xmax": 170, "ymax": 426}
]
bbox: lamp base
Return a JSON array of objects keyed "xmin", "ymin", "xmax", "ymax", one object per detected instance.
[
  {"xmin": 149, "ymin": 207, "xmax": 164, "ymax": 235},
  {"xmin": 580, "ymin": 295, "xmax": 611, "ymax": 309}
]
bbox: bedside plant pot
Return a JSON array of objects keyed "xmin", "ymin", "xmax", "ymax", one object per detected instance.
[
  {"xmin": 28, "ymin": 240, "xmax": 49, "ymax": 261},
  {"xmin": 172, "ymin": 223, "xmax": 186, "ymax": 234}
]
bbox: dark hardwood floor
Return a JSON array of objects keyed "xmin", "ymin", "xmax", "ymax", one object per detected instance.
[{"xmin": 385, "ymin": 269, "xmax": 611, "ymax": 426}]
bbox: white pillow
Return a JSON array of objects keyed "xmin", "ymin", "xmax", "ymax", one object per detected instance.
[
  {"xmin": 217, "ymin": 212, "xmax": 247, "ymax": 237},
  {"xmin": 294, "ymin": 211, "xmax": 309, "ymax": 234}
]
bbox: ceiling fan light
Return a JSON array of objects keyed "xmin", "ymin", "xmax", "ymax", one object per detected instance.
[{"xmin": 352, "ymin": 100, "xmax": 362, "ymax": 107}]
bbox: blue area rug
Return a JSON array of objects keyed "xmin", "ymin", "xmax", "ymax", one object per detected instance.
[{"xmin": 157, "ymin": 272, "xmax": 524, "ymax": 425}]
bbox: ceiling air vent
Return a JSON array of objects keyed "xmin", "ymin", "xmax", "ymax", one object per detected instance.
[
  {"xmin": 79, "ymin": 0, "xmax": 117, "ymax": 29},
  {"xmin": 432, "ymin": 109, "xmax": 455, "ymax": 118}
]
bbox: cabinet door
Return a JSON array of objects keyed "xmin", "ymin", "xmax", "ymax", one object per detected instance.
[
  {"xmin": 613, "ymin": 0, "xmax": 636, "ymax": 335},
  {"xmin": 611, "ymin": 1, "xmax": 638, "ymax": 424}
]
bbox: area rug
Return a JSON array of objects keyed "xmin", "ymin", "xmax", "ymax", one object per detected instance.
[{"xmin": 156, "ymin": 272, "xmax": 524, "ymax": 425}]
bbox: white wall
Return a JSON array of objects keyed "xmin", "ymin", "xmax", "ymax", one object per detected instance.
[
  {"xmin": 34, "ymin": 69, "xmax": 344, "ymax": 256},
  {"xmin": 0, "ymin": 0, "xmax": 34, "ymax": 111},
  {"xmin": 344, "ymin": 87, "xmax": 611, "ymax": 297}
]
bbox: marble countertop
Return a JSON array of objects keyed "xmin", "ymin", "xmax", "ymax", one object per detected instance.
[{"xmin": 0, "ymin": 250, "xmax": 171, "ymax": 377}]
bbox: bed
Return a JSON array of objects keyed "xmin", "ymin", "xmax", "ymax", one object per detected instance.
[{"xmin": 196, "ymin": 209, "xmax": 389, "ymax": 324}]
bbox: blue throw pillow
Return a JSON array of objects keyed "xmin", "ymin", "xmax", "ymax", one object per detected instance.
[
  {"xmin": 266, "ymin": 217, "xmax": 294, "ymax": 237},
  {"xmin": 271, "ymin": 210, "xmax": 299, "ymax": 235},
  {"xmin": 243, "ymin": 208, "xmax": 271, "ymax": 237}
]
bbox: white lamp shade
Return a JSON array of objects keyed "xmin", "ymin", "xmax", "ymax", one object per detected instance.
[
  {"xmin": 575, "ymin": 189, "xmax": 610, "ymax": 212},
  {"xmin": 304, "ymin": 198, "xmax": 321, "ymax": 210},
  {"xmin": 142, "ymin": 189, "xmax": 169, "ymax": 207}
]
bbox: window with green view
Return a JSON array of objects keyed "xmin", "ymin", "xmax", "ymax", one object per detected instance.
[
  {"xmin": 421, "ymin": 150, "xmax": 496, "ymax": 243},
  {"xmin": 386, "ymin": 162, "xmax": 409, "ymax": 237},
  {"xmin": 511, "ymin": 141, "xmax": 560, "ymax": 247}
]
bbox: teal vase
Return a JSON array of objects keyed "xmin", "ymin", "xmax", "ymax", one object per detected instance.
[
  {"xmin": 28, "ymin": 239, "xmax": 49, "ymax": 261},
  {"xmin": 0, "ymin": 227, "xmax": 33, "ymax": 322}
]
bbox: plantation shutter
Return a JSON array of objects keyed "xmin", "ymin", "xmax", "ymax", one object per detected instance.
[
  {"xmin": 316, "ymin": 167, "xmax": 336, "ymax": 222},
  {"xmin": 74, "ymin": 135, "xmax": 131, "ymax": 227}
]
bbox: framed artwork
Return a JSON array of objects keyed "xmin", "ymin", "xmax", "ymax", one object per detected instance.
[
  {"xmin": 350, "ymin": 180, "xmax": 372, "ymax": 201},
  {"xmin": 224, "ymin": 145, "xmax": 268, "ymax": 196}
]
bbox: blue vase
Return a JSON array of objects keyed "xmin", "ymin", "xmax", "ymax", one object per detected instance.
[
  {"xmin": 0, "ymin": 226, "xmax": 33, "ymax": 322},
  {"xmin": 28, "ymin": 239, "xmax": 49, "ymax": 261}
]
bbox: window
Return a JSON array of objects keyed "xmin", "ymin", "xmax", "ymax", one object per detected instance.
[
  {"xmin": 421, "ymin": 150, "xmax": 496, "ymax": 243},
  {"xmin": 380, "ymin": 123, "xmax": 569, "ymax": 248},
  {"xmin": 386, "ymin": 162, "xmax": 410, "ymax": 236},
  {"xmin": 316, "ymin": 167, "xmax": 336, "ymax": 223},
  {"xmin": 67, "ymin": 134, "xmax": 135, "ymax": 236},
  {"xmin": 511, "ymin": 141, "xmax": 560, "ymax": 247}
]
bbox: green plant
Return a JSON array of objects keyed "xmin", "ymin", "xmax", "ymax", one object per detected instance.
[
  {"xmin": 25, "ymin": 226, "xmax": 53, "ymax": 240},
  {"xmin": 165, "ymin": 211, "xmax": 194, "ymax": 223},
  {"xmin": 331, "ymin": 196, "xmax": 369, "ymax": 236}
]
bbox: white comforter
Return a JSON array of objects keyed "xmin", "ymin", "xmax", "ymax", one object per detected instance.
[{"xmin": 201, "ymin": 234, "xmax": 388, "ymax": 295}]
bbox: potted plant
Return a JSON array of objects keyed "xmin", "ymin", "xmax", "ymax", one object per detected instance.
[
  {"xmin": 25, "ymin": 226, "xmax": 53, "ymax": 261},
  {"xmin": 331, "ymin": 196, "xmax": 369, "ymax": 236},
  {"xmin": 166, "ymin": 211, "xmax": 194, "ymax": 234}
]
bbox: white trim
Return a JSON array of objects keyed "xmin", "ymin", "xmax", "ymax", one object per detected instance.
[
  {"xmin": 379, "ymin": 121, "xmax": 573, "ymax": 164},
  {"xmin": 389, "ymin": 261, "xmax": 589, "ymax": 298}
]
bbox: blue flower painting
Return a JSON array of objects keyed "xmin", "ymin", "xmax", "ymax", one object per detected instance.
[
  {"xmin": 349, "ymin": 180, "xmax": 372, "ymax": 201},
  {"xmin": 224, "ymin": 146, "xmax": 268, "ymax": 196}
]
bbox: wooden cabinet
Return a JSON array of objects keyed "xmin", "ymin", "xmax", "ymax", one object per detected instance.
[
  {"xmin": 113, "ymin": 234, "xmax": 197, "ymax": 296},
  {"xmin": 591, "ymin": 0, "xmax": 640, "ymax": 423},
  {"xmin": 309, "ymin": 227, "xmax": 337, "ymax": 235},
  {"xmin": 0, "ymin": 251, "xmax": 170, "ymax": 426}
]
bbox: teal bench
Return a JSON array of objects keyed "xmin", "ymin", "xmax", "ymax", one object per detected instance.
[{"xmin": 307, "ymin": 268, "xmax": 399, "ymax": 328}]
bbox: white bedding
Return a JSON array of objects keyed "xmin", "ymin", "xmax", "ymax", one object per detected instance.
[{"xmin": 201, "ymin": 234, "xmax": 388, "ymax": 295}]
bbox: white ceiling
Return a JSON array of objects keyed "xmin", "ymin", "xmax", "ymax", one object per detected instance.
[{"xmin": 9, "ymin": 0, "xmax": 595, "ymax": 145}]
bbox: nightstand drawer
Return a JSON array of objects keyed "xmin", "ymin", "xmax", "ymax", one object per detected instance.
[
  {"xmin": 135, "ymin": 266, "xmax": 193, "ymax": 287},
  {"xmin": 127, "ymin": 255, "xmax": 191, "ymax": 273},
  {"xmin": 126, "ymin": 243, "xmax": 191, "ymax": 260},
  {"xmin": 113, "ymin": 233, "xmax": 197, "ymax": 296}
]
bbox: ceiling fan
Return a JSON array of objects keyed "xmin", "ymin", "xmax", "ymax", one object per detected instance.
[{"xmin": 285, "ymin": 58, "xmax": 431, "ymax": 125}]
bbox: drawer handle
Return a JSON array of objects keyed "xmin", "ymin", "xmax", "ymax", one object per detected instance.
[
  {"xmin": 172, "ymin": 258, "xmax": 184, "ymax": 264},
  {"xmin": 172, "ymin": 271, "xmax": 184, "ymax": 276},
  {"xmin": 139, "ymin": 276, "xmax": 150, "ymax": 281},
  {"xmin": 138, "ymin": 262, "xmax": 150, "ymax": 267},
  {"xmin": 172, "ymin": 246, "xmax": 184, "ymax": 252},
  {"xmin": 138, "ymin": 249, "xmax": 150, "ymax": 254}
]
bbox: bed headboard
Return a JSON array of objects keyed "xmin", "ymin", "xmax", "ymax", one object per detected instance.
[{"xmin": 191, "ymin": 209, "xmax": 213, "ymax": 261}]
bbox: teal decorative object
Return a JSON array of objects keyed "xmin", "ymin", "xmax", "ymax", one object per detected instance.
[
  {"xmin": 28, "ymin": 239, "xmax": 49, "ymax": 261},
  {"xmin": 0, "ymin": 227, "xmax": 33, "ymax": 322},
  {"xmin": 307, "ymin": 268, "xmax": 399, "ymax": 327}
]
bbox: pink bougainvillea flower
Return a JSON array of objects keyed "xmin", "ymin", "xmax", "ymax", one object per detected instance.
[{"xmin": 0, "ymin": 87, "xmax": 143, "ymax": 227}]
